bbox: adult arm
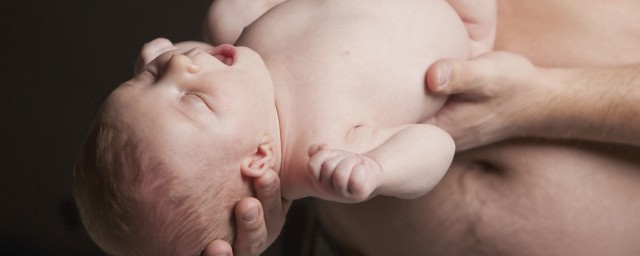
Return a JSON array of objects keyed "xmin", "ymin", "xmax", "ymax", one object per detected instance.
[{"xmin": 425, "ymin": 51, "xmax": 640, "ymax": 150}]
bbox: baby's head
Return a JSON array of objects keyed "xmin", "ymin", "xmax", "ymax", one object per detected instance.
[{"xmin": 74, "ymin": 41, "xmax": 280, "ymax": 255}]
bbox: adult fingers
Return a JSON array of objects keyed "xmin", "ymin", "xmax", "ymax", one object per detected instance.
[
  {"xmin": 426, "ymin": 59, "xmax": 475, "ymax": 95},
  {"xmin": 202, "ymin": 240, "xmax": 233, "ymax": 256},
  {"xmin": 233, "ymin": 198, "xmax": 268, "ymax": 256},
  {"xmin": 426, "ymin": 53, "xmax": 505, "ymax": 97},
  {"xmin": 253, "ymin": 169, "xmax": 291, "ymax": 239},
  {"xmin": 201, "ymin": 199, "xmax": 266, "ymax": 256}
]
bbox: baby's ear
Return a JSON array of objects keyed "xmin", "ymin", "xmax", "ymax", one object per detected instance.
[{"xmin": 241, "ymin": 136, "xmax": 276, "ymax": 178}]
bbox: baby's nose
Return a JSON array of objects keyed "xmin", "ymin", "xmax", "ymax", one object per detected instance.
[{"xmin": 165, "ymin": 53, "xmax": 200, "ymax": 75}]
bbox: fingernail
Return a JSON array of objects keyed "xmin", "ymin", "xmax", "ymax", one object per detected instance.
[
  {"xmin": 242, "ymin": 207, "xmax": 259, "ymax": 222},
  {"xmin": 437, "ymin": 64, "xmax": 452, "ymax": 88}
]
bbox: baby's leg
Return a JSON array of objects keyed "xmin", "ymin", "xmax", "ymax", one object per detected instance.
[
  {"xmin": 204, "ymin": 0, "xmax": 286, "ymax": 45},
  {"xmin": 307, "ymin": 144, "xmax": 384, "ymax": 203}
]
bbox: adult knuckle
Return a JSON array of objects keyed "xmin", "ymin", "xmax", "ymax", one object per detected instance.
[{"xmin": 248, "ymin": 239, "xmax": 266, "ymax": 255}]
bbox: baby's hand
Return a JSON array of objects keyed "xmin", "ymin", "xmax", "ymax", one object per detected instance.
[
  {"xmin": 134, "ymin": 38, "xmax": 177, "ymax": 73},
  {"xmin": 307, "ymin": 144, "xmax": 383, "ymax": 203}
]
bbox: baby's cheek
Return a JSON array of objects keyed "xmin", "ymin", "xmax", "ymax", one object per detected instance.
[
  {"xmin": 232, "ymin": 168, "xmax": 257, "ymax": 200},
  {"xmin": 240, "ymin": 173, "xmax": 257, "ymax": 197}
]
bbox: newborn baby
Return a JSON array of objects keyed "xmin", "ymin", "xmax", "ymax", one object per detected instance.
[{"xmin": 74, "ymin": 0, "xmax": 489, "ymax": 255}]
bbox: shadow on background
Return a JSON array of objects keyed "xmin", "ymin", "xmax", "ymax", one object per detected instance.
[{"xmin": 1, "ymin": 0, "xmax": 213, "ymax": 254}]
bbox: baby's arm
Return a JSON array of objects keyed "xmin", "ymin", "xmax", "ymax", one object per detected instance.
[
  {"xmin": 445, "ymin": 0, "xmax": 496, "ymax": 56},
  {"xmin": 204, "ymin": 0, "xmax": 286, "ymax": 45},
  {"xmin": 307, "ymin": 125, "xmax": 454, "ymax": 203}
]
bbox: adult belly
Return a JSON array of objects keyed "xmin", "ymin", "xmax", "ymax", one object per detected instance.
[
  {"xmin": 317, "ymin": 140, "xmax": 640, "ymax": 256},
  {"xmin": 495, "ymin": 0, "xmax": 640, "ymax": 67},
  {"xmin": 316, "ymin": 1, "xmax": 640, "ymax": 255}
]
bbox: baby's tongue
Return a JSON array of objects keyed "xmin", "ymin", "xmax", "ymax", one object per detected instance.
[{"xmin": 209, "ymin": 44, "xmax": 236, "ymax": 65}]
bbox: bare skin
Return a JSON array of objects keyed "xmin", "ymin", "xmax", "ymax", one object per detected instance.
[
  {"xmin": 132, "ymin": 0, "xmax": 464, "ymax": 204},
  {"xmin": 127, "ymin": 0, "xmax": 472, "ymax": 254},
  {"xmin": 316, "ymin": 0, "xmax": 640, "ymax": 255},
  {"xmin": 234, "ymin": 0, "xmax": 464, "ymax": 204},
  {"xmin": 205, "ymin": 0, "xmax": 286, "ymax": 46},
  {"xmin": 211, "ymin": 0, "xmax": 640, "ymax": 255}
]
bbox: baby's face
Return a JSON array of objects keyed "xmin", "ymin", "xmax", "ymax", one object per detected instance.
[{"xmin": 104, "ymin": 43, "xmax": 275, "ymax": 179}]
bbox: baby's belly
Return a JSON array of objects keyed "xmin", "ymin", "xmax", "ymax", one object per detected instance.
[{"xmin": 316, "ymin": 139, "xmax": 640, "ymax": 256}]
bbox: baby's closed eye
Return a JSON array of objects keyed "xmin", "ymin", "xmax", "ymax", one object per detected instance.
[{"xmin": 183, "ymin": 92, "xmax": 212, "ymax": 111}]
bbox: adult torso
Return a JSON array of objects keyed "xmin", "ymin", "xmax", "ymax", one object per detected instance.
[{"xmin": 317, "ymin": 1, "xmax": 640, "ymax": 255}]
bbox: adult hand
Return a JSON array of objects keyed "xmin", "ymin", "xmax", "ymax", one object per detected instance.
[
  {"xmin": 203, "ymin": 169, "xmax": 291, "ymax": 256},
  {"xmin": 444, "ymin": 0, "xmax": 496, "ymax": 56},
  {"xmin": 425, "ymin": 51, "xmax": 558, "ymax": 151}
]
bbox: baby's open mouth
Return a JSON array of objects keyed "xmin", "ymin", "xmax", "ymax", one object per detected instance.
[{"xmin": 209, "ymin": 44, "xmax": 237, "ymax": 66}]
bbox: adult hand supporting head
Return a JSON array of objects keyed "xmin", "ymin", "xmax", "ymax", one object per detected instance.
[
  {"xmin": 203, "ymin": 169, "xmax": 291, "ymax": 256},
  {"xmin": 425, "ymin": 51, "xmax": 560, "ymax": 151}
]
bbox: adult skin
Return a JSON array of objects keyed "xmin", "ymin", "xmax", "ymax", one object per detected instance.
[
  {"xmin": 209, "ymin": 0, "xmax": 640, "ymax": 255},
  {"xmin": 317, "ymin": 0, "xmax": 640, "ymax": 255},
  {"xmin": 426, "ymin": 54, "xmax": 640, "ymax": 151}
]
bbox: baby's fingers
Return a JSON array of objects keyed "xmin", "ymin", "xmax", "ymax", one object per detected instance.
[
  {"xmin": 308, "ymin": 144, "xmax": 329, "ymax": 157},
  {"xmin": 331, "ymin": 156, "xmax": 362, "ymax": 195},
  {"xmin": 319, "ymin": 153, "xmax": 350, "ymax": 184},
  {"xmin": 135, "ymin": 38, "xmax": 176, "ymax": 73},
  {"xmin": 308, "ymin": 147, "xmax": 336, "ymax": 179}
]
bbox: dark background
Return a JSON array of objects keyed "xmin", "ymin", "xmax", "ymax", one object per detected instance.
[{"xmin": 1, "ymin": 0, "xmax": 220, "ymax": 254}]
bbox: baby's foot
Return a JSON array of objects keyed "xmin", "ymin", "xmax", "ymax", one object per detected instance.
[{"xmin": 307, "ymin": 144, "xmax": 383, "ymax": 203}]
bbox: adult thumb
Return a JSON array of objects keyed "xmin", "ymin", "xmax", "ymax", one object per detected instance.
[{"xmin": 426, "ymin": 58, "xmax": 483, "ymax": 95}]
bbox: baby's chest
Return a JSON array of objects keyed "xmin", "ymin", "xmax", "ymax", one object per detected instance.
[{"xmin": 291, "ymin": 74, "xmax": 441, "ymax": 130}]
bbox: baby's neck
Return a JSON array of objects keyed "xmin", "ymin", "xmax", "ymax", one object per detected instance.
[
  {"xmin": 270, "ymin": 73, "xmax": 306, "ymax": 200},
  {"xmin": 272, "ymin": 82, "xmax": 291, "ymax": 178}
]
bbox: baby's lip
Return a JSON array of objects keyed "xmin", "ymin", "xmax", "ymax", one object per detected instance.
[{"xmin": 208, "ymin": 44, "xmax": 237, "ymax": 66}]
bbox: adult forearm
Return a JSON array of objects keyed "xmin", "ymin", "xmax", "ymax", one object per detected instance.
[
  {"xmin": 426, "ymin": 52, "xmax": 640, "ymax": 150},
  {"xmin": 537, "ymin": 64, "xmax": 640, "ymax": 146}
]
